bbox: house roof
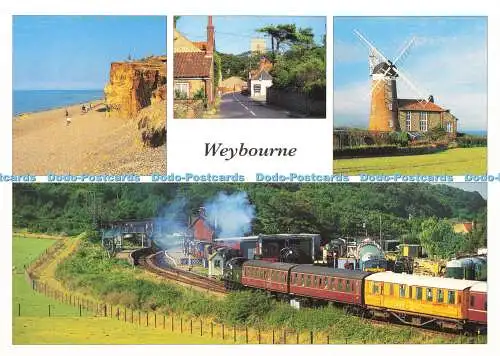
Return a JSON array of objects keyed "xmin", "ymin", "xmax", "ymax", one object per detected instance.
[
  {"xmin": 193, "ymin": 41, "xmax": 208, "ymax": 51},
  {"xmin": 250, "ymin": 68, "xmax": 273, "ymax": 81},
  {"xmin": 398, "ymin": 99, "xmax": 448, "ymax": 112},
  {"xmin": 174, "ymin": 52, "xmax": 212, "ymax": 78}
]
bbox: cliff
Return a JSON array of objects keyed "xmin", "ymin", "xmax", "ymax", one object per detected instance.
[
  {"xmin": 104, "ymin": 56, "xmax": 166, "ymax": 147},
  {"xmin": 104, "ymin": 56, "xmax": 166, "ymax": 119}
]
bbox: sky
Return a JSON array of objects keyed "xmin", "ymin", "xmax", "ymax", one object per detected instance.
[
  {"xmin": 334, "ymin": 17, "xmax": 487, "ymax": 131},
  {"xmin": 445, "ymin": 182, "xmax": 487, "ymax": 199},
  {"xmin": 175, "ymin": 16, "xmax": 326, "ymax": 55},
  {"xmin": 13, "ymin": 16, "xmax": 166, "ymax": 90}
]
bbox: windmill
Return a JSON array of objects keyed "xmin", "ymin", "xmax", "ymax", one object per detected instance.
[{"xmin": 354, "ymin": 30, "xmax": 429, "ymax": 132}]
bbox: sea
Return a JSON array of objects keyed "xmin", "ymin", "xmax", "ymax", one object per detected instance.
[
  {"xmin": 462, "ymin": 130, "xmax": 487, "ymax": 137},
  {"xmin": 13, "ymin": 90, "xmax": 103, "ymax": 116}
]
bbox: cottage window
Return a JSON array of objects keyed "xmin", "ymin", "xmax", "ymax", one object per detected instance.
[
  {"xmin": 446, "ymin": 122, "xmax": 453, "ymax": 133},
  {"xmin": 253, "ymin": 84, "xmax": 261, "ymax": 95},
  {"xmin": 406, "ymin": 112, "xmax": 412, "ymax": 131},
  {"xmin": 448, "ymin": 291, "xmax": 456, "ymax": 304},
  {"xmin": 174, "ymin": 82, "xmax": 189, "ymax": 98},
  {"xmin": 419, "ymin": 112, "xmax": 428, "ymax": 132}
]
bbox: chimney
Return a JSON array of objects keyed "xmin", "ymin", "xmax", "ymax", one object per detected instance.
[
  {"xmin": 428, "ymin": 94, "xmax": 434, "ymax": 103},
  {"xmin": 206, "ymin": 16, "xmax": 214, "ymax": 56}
]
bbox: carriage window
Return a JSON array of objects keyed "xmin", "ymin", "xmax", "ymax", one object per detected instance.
[
  {"xmin": 324, "ymin": 278, "xmax": 328, "ymax": 289},
  {"xmin": 437, "ymin": 289, "xmax": 444, "ymax": 303},
  {"xmin": 409, "ymin": 286, "xmax": 413, "ymax": 299},
  {"xmin": 426, "ymin": 288, "xmax": 433, "ymax": 302},
  {"xmin": 372, "ymin": 283, "xmax": 380, "ymax": 295},
  {"xmin": 416, "ymin": 287, "xmax": 422, "ymax": 300},
  {"xmin": 484, "ymin": 301, "xmax": 487, "ymax": 311},
  {"xmin": 346, "ymin": 280, "xmax": 351, "ymax": 292},
  {"xmin": 306, "ymin": 275, "xmax": 311, "ymax": 287},
  {"xmin": 330, "ymin": 278, "xmax": 335, "ymax": 290},
  {"xmin": 301, "ymin": 274, "xmax": 305, "ymax": 287},
  {"xmin": 338, "ymin": 279, "xmax": 344, "ymax": 291},
  {"xmin": 282, "ymin": 272, "xmax": 286, "ymax": 283},
  {"xmin": 314, "ymin": 276, "xmax": 318, "ymax": 287},
  {"xmin": 448, "ymin": 291, "xmax": 455, "ymax": 304},
  {"xmin": 390, "ymin": 283, "xmax": 394, "ymax": 296},
  {"xmin": 470, "ymin": 296, "xmax": 475, "ymax": 307},
  {"xmin": 399, "ymin": 285, "xmax": 406, "ymax": 298}
]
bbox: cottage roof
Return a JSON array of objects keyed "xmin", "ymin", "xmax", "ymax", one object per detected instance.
[
  {"xmin": 397, "ymin": 99, "xmax": 448, "ymax": 112},
  {"xmin": 174, "ymin": 52, "xmax": 212, "ymax": 78},
  {"xmin": 250, "ymin": 68, "xmax": 273, "ymax": 81}
]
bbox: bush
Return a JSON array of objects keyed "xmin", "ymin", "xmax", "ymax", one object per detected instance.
[{"xmin": 456, "ymin": 136, "xmax": 487, "ymax": 148}]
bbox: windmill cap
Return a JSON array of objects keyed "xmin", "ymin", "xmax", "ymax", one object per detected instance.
[{"xmin": 372, "ymin": 61, "xmax": 398, "ymax": 76}]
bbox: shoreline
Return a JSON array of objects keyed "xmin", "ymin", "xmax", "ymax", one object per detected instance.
[
  {"xmin": 13, "ymin": 90, "xmax": 104, "ymax": 117},
  {"xmin": 13, "ymin": 98, "xmax": 105, "ymax": 118}
]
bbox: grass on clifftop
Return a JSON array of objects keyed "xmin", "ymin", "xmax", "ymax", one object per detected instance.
[{"xmin": 334, "ymin": 147, "xmax": 486, "ymax": 175}]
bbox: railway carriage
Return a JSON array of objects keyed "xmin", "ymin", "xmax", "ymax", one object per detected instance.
[
  {"xmin": 241, "ymin": 260, "xmax": 296, "ymax": 294},
  {"xmin": 364, "ymin": 271, "xmax": 481, "ymax": 330},
  {"xmin": 467, "ymin": 282, "xmax": 487, "ymax": 326},
  {"xmin": 289, "ymin": 265, "xmax": 371, "ymax": 306}
]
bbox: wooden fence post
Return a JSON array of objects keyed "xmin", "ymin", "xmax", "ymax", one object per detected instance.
[
  {"xmin": 222, "ymin": 324, "xmax": 224, "ymax": 340},
  {"xmin": 310, "ymin": 331, "xmax": 313, "ymax": 344},
  {"xmin": 200, "ymin": 320, "xmax": 203, "ymax": 336},
  {"xmin": 233, "ymin": 326, "xmax": 236, "ymax": 342},
  {"xmin": 172, "ymin": 315, "xmax": 174, "ymax": 332},
  {"xmin": 180, "ymin": 318, "xmax": 183, "ymax": 333},
  {"xmin": 296, "ymin": 331, "xmax": 299, "ymax": 344},
  {"xmin": 155, "ymin": 314, "xmax": 157, "ymax": 328},
  {"xmin": 245, "ymin": 327, "xmax": 248, "ymax": 344},
  {"xmin": 190, "ymin": 319, "xmax": 193, "ymax": 334},
  {"xmin": 258, "ymin": 328, "xmax": 261, "ymax": 344},
  {"xmin": 48, "ymin": 305, "xmax": 51, "ymax": 317},
  {"xmin": 132, "ymin": 310, "xmax": 134, "ymax": 323},
  {"xmin": 327, "ymin": 335, "xmax": 330, "ymax": 344},
  {"xmin": 125, "ymin": 308, "xmax": 127, "ymax": 322},
  {"xmin": 284, "ymin": 330, "xmax": 286, "ymax": 344},
  {"xmin": 272, "ymin": 329, "xmax": 275, "ymax": 344},
  {"xmin": 117, "ymin": 308, "xmax": 120, "ymax": 320},
  {"xmin": 163, "ymin": 315, "xmax": 166, "ymax": 329},
  {"xmin": 138, "ymin": 311, "xmax": 141, "ymax": 325},
  {"xmin": 146, "ymin": 312, "xmax": 149, "ymax": 327},
  {"xmin": 18, "ymin": 303, "xmax": 20, "ymax": 317},
  {"xmin": 211, "ymin": 322, "xmax": 214, "ymax": 337},
  {"xmin": 79, "ymin": 304, "xmax": 82, "ymax": 317}
]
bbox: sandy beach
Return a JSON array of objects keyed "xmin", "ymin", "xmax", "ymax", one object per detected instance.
[{"xmin": 13, "ymin": 101, "xmax": 166, "ymax": 175}]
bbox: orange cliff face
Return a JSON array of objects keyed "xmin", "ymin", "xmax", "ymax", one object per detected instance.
[
  {"xmin": 104, "ymin": 56, "xmax": 166, "ymax": 119},
  {"xmin": 368, "ymin": 79, "xmax": 393, "ymax": 132}
]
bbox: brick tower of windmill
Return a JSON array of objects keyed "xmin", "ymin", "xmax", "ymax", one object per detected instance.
[{"xmin": 369, "ymin": 58, "xmax": 400, "ymax": 131}]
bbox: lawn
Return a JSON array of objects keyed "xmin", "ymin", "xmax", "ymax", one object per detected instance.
[
  {"xmin": 14, "ymin": 317, "xmax": 223, "ymax": 344},
  {"xmin": 334, "ymin": 147, "xmax": 486, "ymax": 175}
]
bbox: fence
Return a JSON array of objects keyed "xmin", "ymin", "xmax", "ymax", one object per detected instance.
[{"xmin": 20, "ymin": 239, "xmax": 485, "ymax": 345}]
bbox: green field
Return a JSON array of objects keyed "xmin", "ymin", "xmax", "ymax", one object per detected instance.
[
  {"xmin": 334, "ymin": 147, "xmax": 486, "ymax": 175},
  {"xmin": 12, "ymin": 236, "xmax": 222, "ymax": 344},
  {"xmin": 14, "ymin": 317, "xmax": 223, "ymax": 344}
]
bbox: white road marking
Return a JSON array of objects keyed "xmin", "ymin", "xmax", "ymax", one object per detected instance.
[{"xmin": 249, "ymin": 110, "xmax": 256, "ymax": 116}]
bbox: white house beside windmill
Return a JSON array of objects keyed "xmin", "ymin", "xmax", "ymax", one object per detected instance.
[{"xmin": 354, "ymin": 30, "xmax": 458, "ymax": 136}]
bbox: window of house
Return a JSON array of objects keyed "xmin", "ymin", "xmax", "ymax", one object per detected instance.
[
  {"xmin": 399, "ymin": 285, "xmax": 406, "ymax": 298},
  {"xmin": 446, "ymin": 122, "xmax": 453, "ymax": 133},
  {"xmin": 448, "ymin": 291, "xmax": 456, "ymax": 304},
  {"xmin": 426, "ymin": 288, "xmax": 433, "ymax": 302},
  {"xmin": 406, "ymin": 112, "xmax": 412, "ymax": 131},
  {"xmin": 254, "ymin": 84, "xmax": 261, "ymax": 94},
  {"xmin": 174, "ymin": 82, "xmax": 189, "ymax": 98},
  {"xmin": 419, "ymin": 112, "xmax": 428, "ymax": 132},
  {"xmin": 437, "ymin": 289, "xmax": 444, "ymax": 303},
  {"xmin": 416, "ymin": 287, "xmax": 422, "ymax": 300},
  {"xmin": 214, "ymin": 260, "xmax": 221, "ymax": 268}
]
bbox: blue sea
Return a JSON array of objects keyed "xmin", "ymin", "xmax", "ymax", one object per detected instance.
[
  {"xmin": 462, "ymin": 130, "xmax": 487, "ymax": 137},
  {"xmin": 13, "ymin": 90, "xmax": 103, "ymax": 116}
]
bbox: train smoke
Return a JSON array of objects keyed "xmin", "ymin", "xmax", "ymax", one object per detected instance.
[
  {"xmin": 153, "ymin": 196, "xmax": 188, "ymax": 250},
  {"xmin": 204, "ymin": 191, "xmax": 255, "ymax": 238}
]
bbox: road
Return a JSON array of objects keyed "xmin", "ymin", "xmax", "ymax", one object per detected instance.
[{"xmin": 217, "ymin": 92, "xmax": 291, "ymax": 118}]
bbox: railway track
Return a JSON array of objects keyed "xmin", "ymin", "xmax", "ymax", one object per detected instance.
[{"xmin": 135, "ymin": 249, "xmax": 227, "ymax": 294}]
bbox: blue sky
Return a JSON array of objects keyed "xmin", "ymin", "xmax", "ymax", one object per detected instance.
[
  {"xmin": 13, "ymin": 16, "xmax": 166, "ymax": 90},
  {"xmin": 176, "ymin": 16, "xmax": 326, "ymax": 55},
  {"xmin": 334, "ymin": 17, "xmax": 487, "ymax": 131}
]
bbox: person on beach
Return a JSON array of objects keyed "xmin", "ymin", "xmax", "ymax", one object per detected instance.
[{"xmin": 65, "ymin": 108, "xmax": 71, "ymax": 126}]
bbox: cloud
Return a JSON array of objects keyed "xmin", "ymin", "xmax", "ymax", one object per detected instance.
[{"xmin": 334, "ymin": 32, "xmax": 487, "ymax": 130}]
